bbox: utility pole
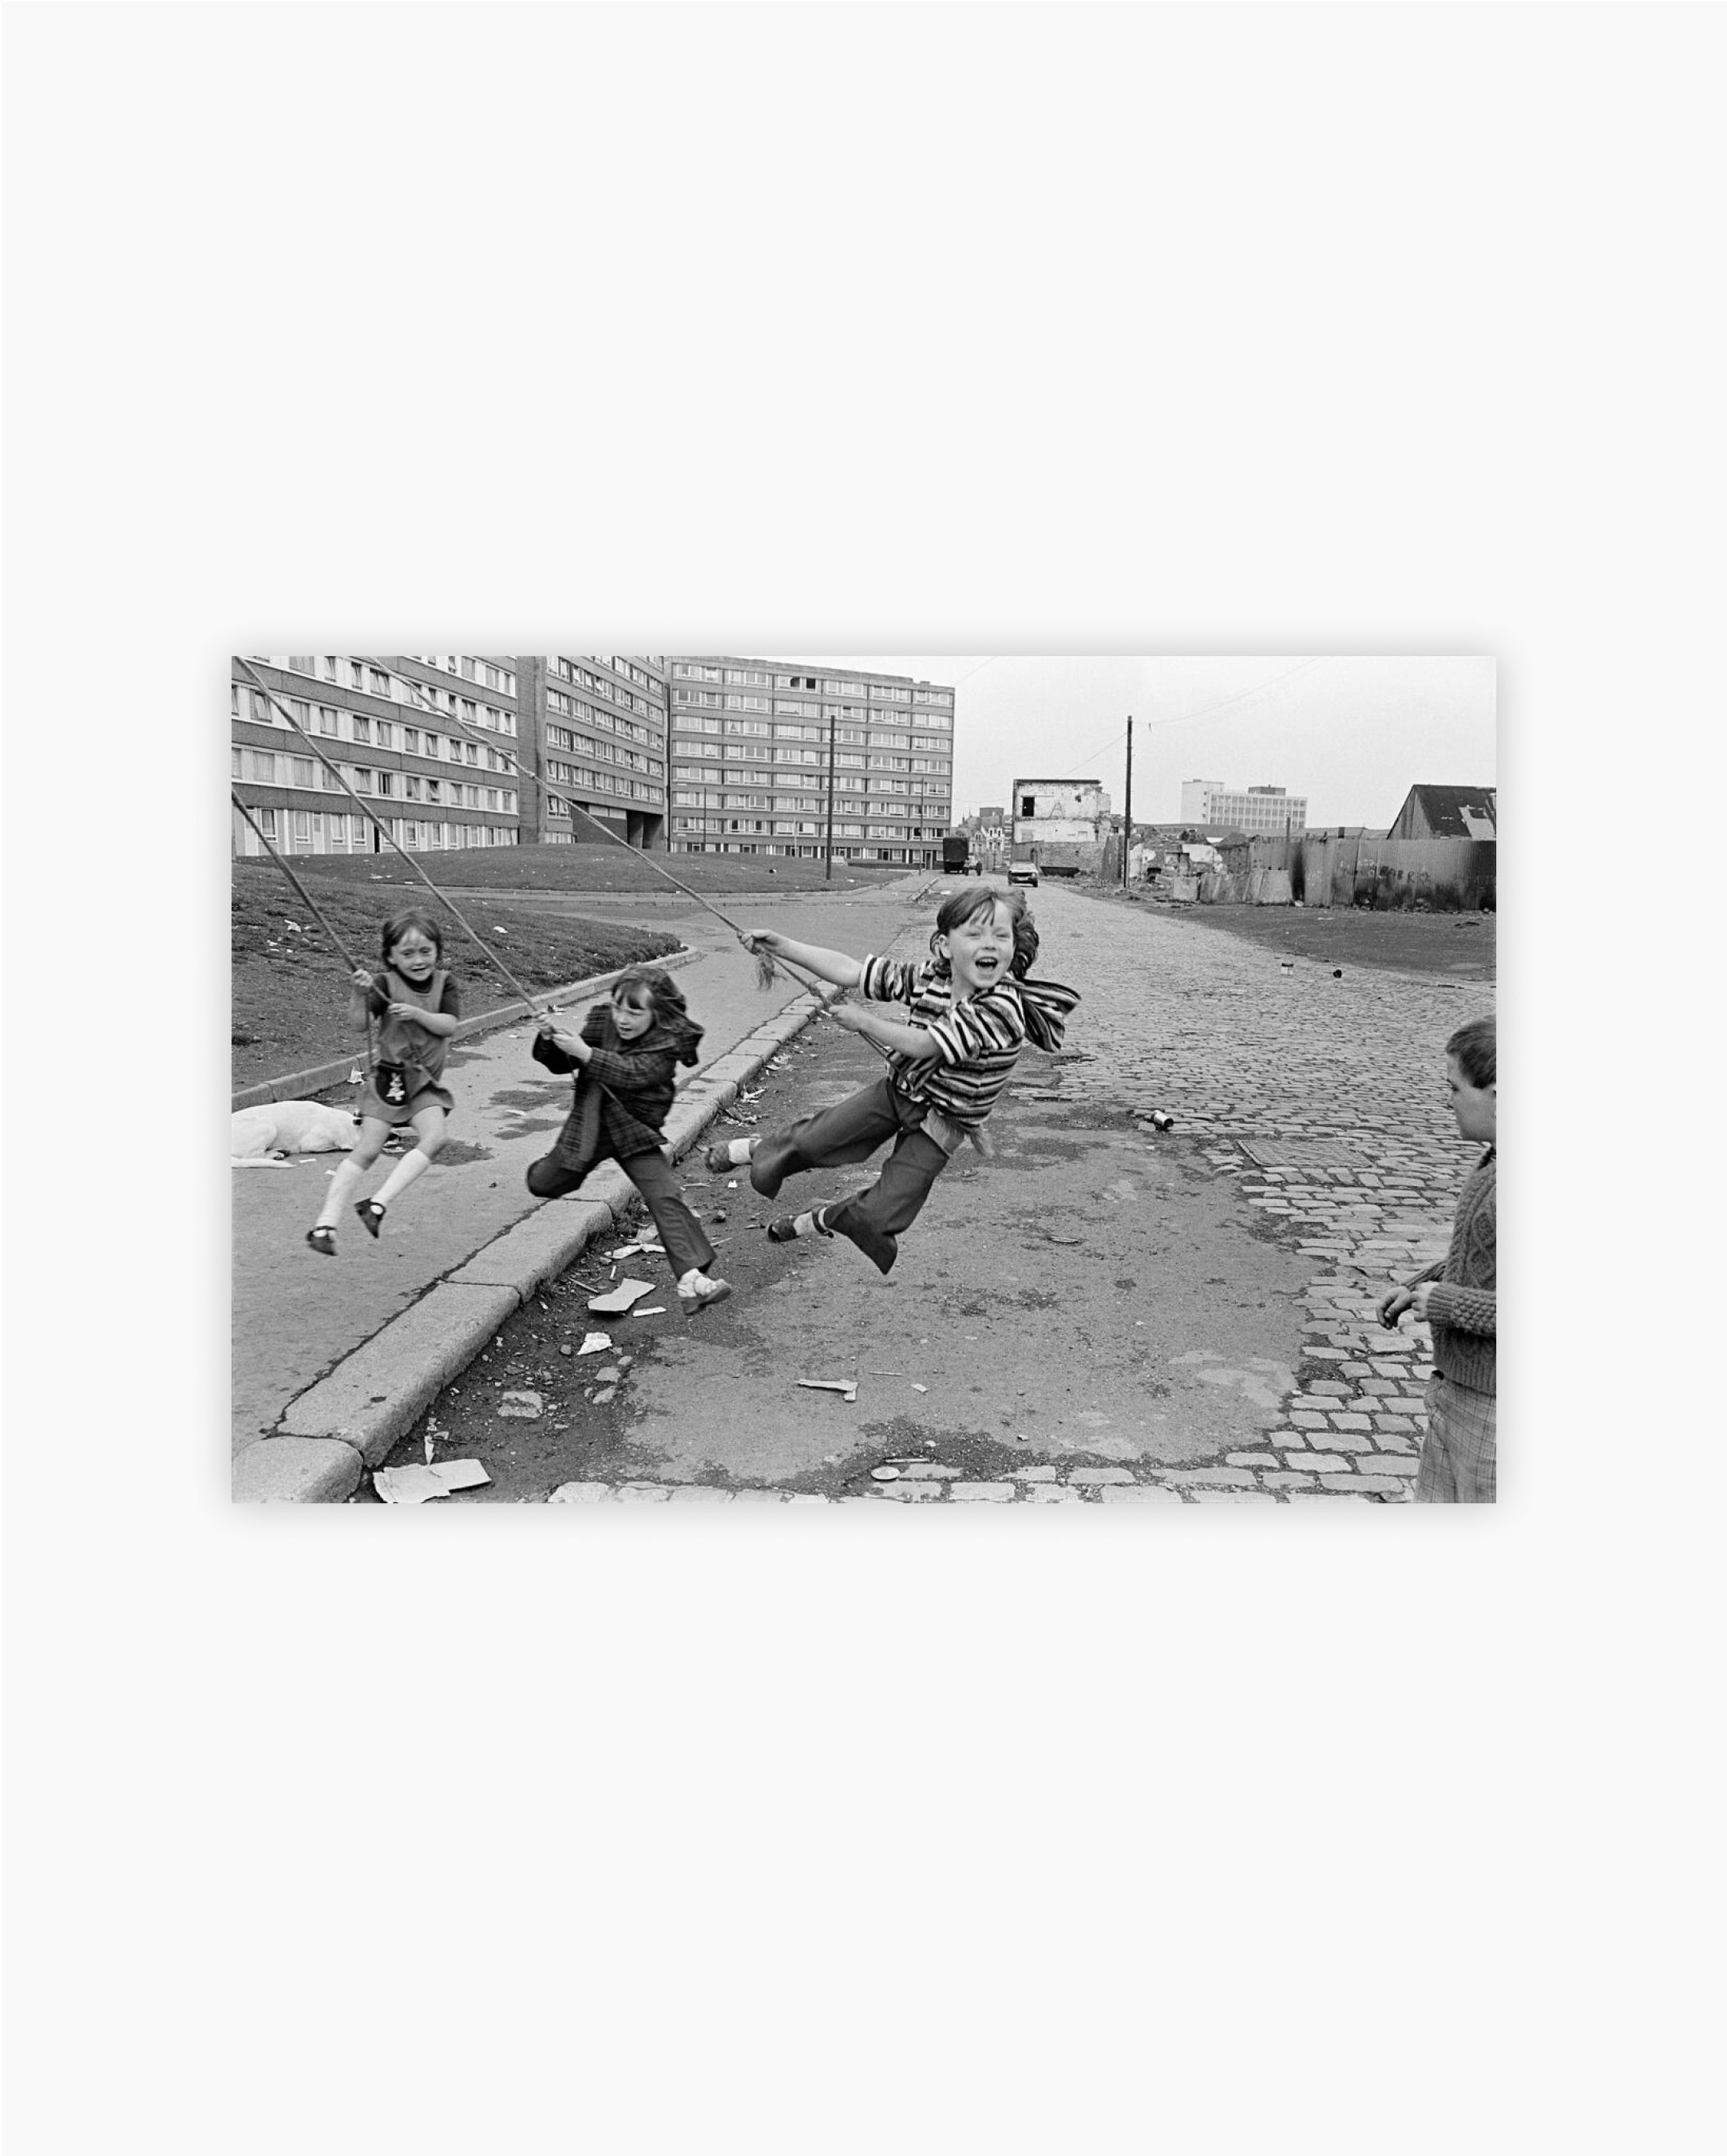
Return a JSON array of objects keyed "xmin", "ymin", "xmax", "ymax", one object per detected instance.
[
  {"xmin": 1122, "ymin": 715, "xmax": 1133, "ymax": 888},
  {"xmin": 822, "ymin": 700, "xmax": 838, "ymax": 881}
]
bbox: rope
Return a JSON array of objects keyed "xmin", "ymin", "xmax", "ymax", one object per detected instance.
[
  {"xmin": 230, "ymin": 789, "xmax": 366, "ymax": 971},
  {"xmin": 234, "ymin": 657, "xmax": 551, "ymax": 1016},
  {"xmin": 378, "ymin": 664, "xmax": 846, "ymax": 996},
  {"xmin": 230, "ymin": 786, "xmax": 376, "ymax": 1075}
]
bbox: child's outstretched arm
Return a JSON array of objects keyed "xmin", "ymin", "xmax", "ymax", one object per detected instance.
[
  {"xmin": 742, "ymin": 929, "xmax": 863, "ymax": 990},
  {"xmin": 828, "ymin": 1001, "xmax": 941, "ymax": 1059}
]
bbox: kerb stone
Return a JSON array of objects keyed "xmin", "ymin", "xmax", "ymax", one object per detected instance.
[
  {"xmin": 232, "ymin": 1436, "xmax": 362, "ymax": 1504},
  {"xmin": 279, "ymin": 1282, "xmax": 522, "ymax": 1466}
]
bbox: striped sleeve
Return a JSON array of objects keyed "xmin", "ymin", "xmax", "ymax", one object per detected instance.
[{"xmin": 858, "ymin": 954, "xmax": 921, "ymax": 1004}]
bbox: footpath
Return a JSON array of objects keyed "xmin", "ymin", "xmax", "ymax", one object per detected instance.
[{"xmin": 231, "ymin": 875, "xmax": 929, "ymax": 1501}]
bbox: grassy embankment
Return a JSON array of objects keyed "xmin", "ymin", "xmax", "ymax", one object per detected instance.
[{"xmin": 232, "ymin": 845, "xmax": 922, "ymax": 1088}]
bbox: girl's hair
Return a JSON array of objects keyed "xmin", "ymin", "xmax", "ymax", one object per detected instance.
[
  {"xmin": 610, "ymin": 965, "xmax": 665, "ymax": 1012},
  {"xmin": 930, "ymin": 886, "xmax": 1039, "ymax": 978},
  {"xmin": 1446, "ymin": 1015, "xmax": 1495, "ymax": 1087},
  {"xmin": 380, "ymin": 909, "xmax": 444, "ymax": 963}
]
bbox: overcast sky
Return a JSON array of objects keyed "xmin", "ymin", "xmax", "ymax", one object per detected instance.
[{"xmin": 805, "ymin": 655, "xmax": 1495, "ymax": 829}]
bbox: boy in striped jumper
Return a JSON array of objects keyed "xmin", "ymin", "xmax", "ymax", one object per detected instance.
[
  {"xmin": 708, "ymin": 888, "xmax": 1079, "ymax": 1275},
  {"xmin": 1379, "ymin": 1015, "xmax": 1497, "ymax": 1501}
]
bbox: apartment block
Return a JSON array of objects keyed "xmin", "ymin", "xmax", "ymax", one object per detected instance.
[
  {"xmin": 516, "ymin": 655, "xmax": 668, "ymax": 848},
  {"xmin": 664, "ymin": 658, "xmax": 955, "ymax": 864},
  {"xmin": 230, "ymin": 655, "xmax": 526, "ymax": 859}
]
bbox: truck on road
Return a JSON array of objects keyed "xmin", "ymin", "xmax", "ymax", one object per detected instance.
[{"xmin": 942, "ymin": 833, "xmax": 980, "ymax": 876}]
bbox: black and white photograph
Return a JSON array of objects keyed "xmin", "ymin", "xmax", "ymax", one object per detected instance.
[{"xmin": 230, "ymin": 653, "xmax": 1497, "ymax": 1509}]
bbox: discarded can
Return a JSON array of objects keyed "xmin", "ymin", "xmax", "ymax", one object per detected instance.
[{"xmin": 1147, "ymin": 1110, "xmax": 1175, "ymax": 1132}]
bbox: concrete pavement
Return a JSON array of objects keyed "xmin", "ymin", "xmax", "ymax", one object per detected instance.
[{"xmin": 231, "ymin": 873, "xmax": 934, "ymax": 1500}]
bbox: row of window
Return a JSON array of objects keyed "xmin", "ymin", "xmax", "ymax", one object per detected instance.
[
  {"xmin": 549, "ymin": 657, "xmax": 662, "ymax": 719},
  {"xmin": 671, "ymin": 789, "xmax": 943, "ymax": 813},
  {"xmin": 538, "ymin": 769, "xmax": 665, "ymax": 807},
  {"xmin": 233, "ymin": 747, "xmax": 517, "ymax": 812},
  {"xmin": 235, "ymin": 684, "xmax": 515, "ymax": 746},
  {"xmin": 671, "ymin": 718, "xmax": 949, "ymax": 756},
  {"xmin": 236, "ymin": 808, "xmax": 517, "ymax": 853},
  {"xmin": 668, "ymin": 663, "xmax": 952, "ymax": 711},
  {"xmin": 265, "ymin": 655, "xmax": 518, "ymax": 700},
  {"xmin": 670, "ymin": 692, "xmax": 950, "ymax": 736},
  {"xmin": 668, "ymin": 763, "xmax": 944, "ymax": 789}
]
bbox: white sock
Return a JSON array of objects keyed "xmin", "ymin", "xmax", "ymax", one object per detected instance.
[
  {"xmin": 371, "ymin": 1148, "xmax": 433, "ymax": 1209},
  {"xmin": 793, "ymin": 1209, "xmax": 827, "ymax": 1239},
  {"xmin": 678, "ymin": 1268, "xmax": 709, "ymax": 1292},
  {"xmin": 316, "ymin": 1156, "xmax": 366, "ymax": 1229},
  {"xmin": 725, "ymin": 1137, "xmax": 755, "ymax": 1166}
]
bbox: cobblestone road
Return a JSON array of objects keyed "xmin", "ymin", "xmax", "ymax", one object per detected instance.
[{"xmin": 499, "ymin": 885, "xmax": 1495, "ymax": 1505}]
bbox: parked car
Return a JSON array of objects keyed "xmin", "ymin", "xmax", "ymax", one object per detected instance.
[{"xmin": 1007, "ymin": 860, "xmax": 1041, "ymax": 887}]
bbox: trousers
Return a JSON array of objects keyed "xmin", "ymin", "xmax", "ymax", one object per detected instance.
[
  {"xmin": 525, "ymin": 1140, "xmax": 714, "ymax": 1280},
  {"xmin": 749, "ymin": 1078, "xmax": 956, "ymax": 1275},
  {"xmin": 1415, "ymin": 1375, "xmax": 1496, "ymax": 1503}
]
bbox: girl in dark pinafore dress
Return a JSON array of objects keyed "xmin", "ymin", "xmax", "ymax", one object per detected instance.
[{"xmin": 306, "ymin": 909, "xmax": 460, "ymax": 1256}]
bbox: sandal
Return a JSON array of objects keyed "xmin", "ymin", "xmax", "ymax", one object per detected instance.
[
  {"xmin": 306, "ymin": 1225, "xmax": 338, "ymax": 1257},
  {"xmin": 355, "ymin": 1200, "xmax": 386, "ymax": 1238}
]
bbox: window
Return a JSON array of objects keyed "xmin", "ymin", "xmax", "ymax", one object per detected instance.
[
  {"xmin": 291, "ymin": 757, "xmax": 315, "ymax": 788},
  {"xmin": 376, "ymin": 722, "xmax": 394, "ymax": 750},
  {"xmin": 403, "ymin": 728, "xmax": 419, "ymax": 754},
  {"xmin": 349, "ymin": 662, "xmax": 365, "ymax": 689},
  {"xmin": 405, "ymin": 776, "xmax": 422, "ymax": 801},
  {"xmin": 249, "ymin": 750, "xmax": 276, "ymax": 781},
  {"xmin": 319, "ymin": 706, "xmax": 339, "ymax": 734},
  {"xmin": 426, "ymin": 780, "xmax": 442, "ymax": 804},
  {"xmin": 256, "ymin": 807, "xmax": 278, "ymax": 840},
  {"xmin": 352, "ymin": 768, "xmax": 373, "ymax": 793},
  {"xmin": 352, "ymin": 715, "xmax": 371, "ymax": 744},
  {"xmin": 231, "ymin": 745, "xmax": 244, "ymax": 776},
  {"xmin": 369, "ymin": 668, "xmax": 390, "ymax": 698}
]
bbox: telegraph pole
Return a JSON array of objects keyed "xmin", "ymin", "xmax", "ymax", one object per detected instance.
[
  {"xmin": 822, "ymin": 700, "xmax": 838, "ymax": 881},
  {"xmin": 1122, "ymin": 715, "xmax": 1133, "ymax": 888}
]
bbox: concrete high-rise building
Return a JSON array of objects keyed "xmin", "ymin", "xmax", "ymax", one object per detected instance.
[
  {"xmin": 663, "ymin": 658, "xmax": 955, "ymax": 864},
  {"xmin": 517, "ymin": 655, "xmax": 669, "ymax": 848},
  {"xmin": 1178, "ymin": 779, "xmax": 1308, "ymax": 835},
  {"xmin": 230, "ymin": 655, "xmax": 525, "ymax": 859},
  {"xmin": 231, "ymin": 655, "xmax": 671, "ymax": 858}
]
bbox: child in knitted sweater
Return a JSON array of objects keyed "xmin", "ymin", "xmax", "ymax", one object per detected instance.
[
  {"xmin": 527, "ymin": 966, "xmax": 731, "ymax": 1313},
  {"xmin": 1379, "ymin": 1015, "xmax": 1496, "ymax": 1502}
]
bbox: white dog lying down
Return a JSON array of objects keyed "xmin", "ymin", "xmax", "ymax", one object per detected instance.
[{"xmin": 232, "ymin": 1100, "xmax": 359, "ymax": 1165}]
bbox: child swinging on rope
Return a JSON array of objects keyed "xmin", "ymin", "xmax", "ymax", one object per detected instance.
[
  {"xmin": 709, "ymin": 887, "xmax": 1079, "ymax": 1274},
  {"xmin": 528, "ymin": 967, "xmax": 733, "ymax": 1314},
  {"xmin": 306, "ymin": 910, "xmax": 459, "ymax": 1255}
]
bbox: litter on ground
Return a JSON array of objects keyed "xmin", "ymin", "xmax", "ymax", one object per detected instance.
[
  {"xmin": 497, "ymin": 1391, "xmax": 544, "ymax": 1419},
  {"xmin": 578, "ymin": 1332, "xmax": 612, "ymax": 1355},
  {"xmin": 588, "ymin": 1278, "xmax": 656, "ymax": 1315},
  {"xmin": 374, "ymin": 1460, "xmax": 491, "ymax": 1505},
  {"xmin": 798, "ymin": 1379, "xmax": 858, "ymax": 1403}
]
